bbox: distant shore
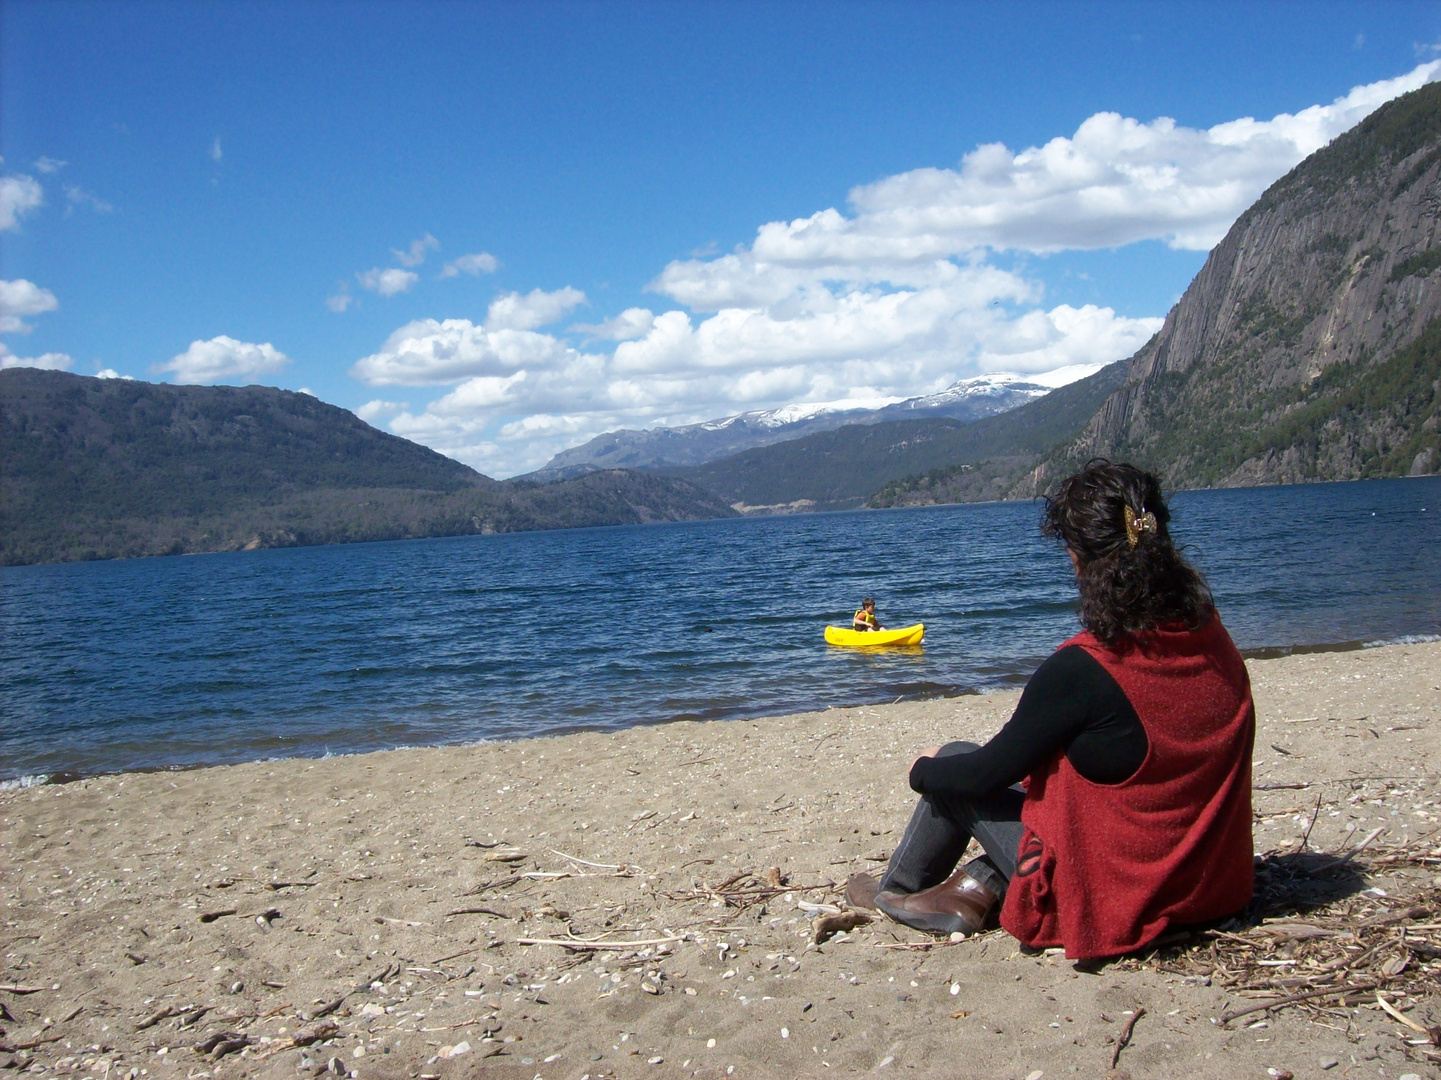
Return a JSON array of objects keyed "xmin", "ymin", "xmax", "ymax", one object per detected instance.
[{"xmin": 3, "ymin": 640, "xmax": 1437, "ymax": 1079}]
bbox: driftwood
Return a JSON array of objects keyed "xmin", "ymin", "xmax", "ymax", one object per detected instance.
[
  {"xmin": 664, "ymin": 870, "xmax": 839, "ymax": 915},
  {"xmin": 482, "ymin": 849, "xmax": 528, "ymax": 863},
  {"xmin": 462, "ymin": 874, "xmax": 524, "ymax": 896},
  {"xmin": 288, "ymin": 1020, "xmax": 340, "ymax": 1048},
  {"xmin": 294, "ymin": 960, "xmax": 399, "ymax": 1023},
  {"xmin": 1376, "ymin": 992, "xmax": 1441, "ymax": 1044},
  {"xmin": 1220, "ymin": 980, "xmax": 1383, "ymax": 1025},
  {"xmin": 1110, "ymin": 1007, "xmax": 1145, "ymax": 1069},
  {"xmin": 445, "ymin": 906, "xmax": 512, "ymax": 919},
  {"xmin": 813, "ymin": 911, "xmax": 871, "ymax": 944},
  {"xmin": 1131, "ymin": 837, "xmax": 1440, "ymax": 1028},
  {"xmin": 0, "ymin": 1033, "xmax": 65, "ymax": 1053},
  {"xmin": 210, "ymin": 1035, "xmax": 254, "ymax": 1060},
  {"xmin": 548, "ymin": 849, "xmax": 624, "ymax": 871},
  {"xmin": 198, "ymin": 905, "xmax": 279, "ymax": 924},
  {"xmin": 135, "ymin": 1005, "xmax": 178, "ymax": 1030},
  {"xmin": 136, "ymin": 1003, "xmax": 209, "ymax": 1031},
  {"xmin": 516, "ymin": 934, "xmax": 686, "ymax": 951},
  {"xmin": 305, "ymin": 997, "xmax": 345, "ymax": 1021},
  {"xmin": 192, "ymin": 1030, "xmax": 258, "ymax": 1060}
]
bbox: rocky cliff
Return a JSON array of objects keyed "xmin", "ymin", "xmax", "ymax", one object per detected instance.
[{"xmin": 1029, "ymin": 81, "xmax": 1441, "ymax": 492}]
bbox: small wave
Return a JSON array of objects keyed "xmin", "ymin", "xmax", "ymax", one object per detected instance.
[
  {"xmin": 0, "ymin": 773, "xmax": 50, "ymax": 790},
  {"xmin": 1242, "ymin": 641, "xmax": 1366, "ymax": 660},
  {"xmin": 1364, "ymin": 633, "xmax": 1441, "ymax": 648}
]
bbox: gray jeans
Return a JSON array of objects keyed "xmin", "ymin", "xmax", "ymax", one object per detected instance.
[{"xmin": 878, "ymin": 741, "xmax": 1026, "ymax": 899}]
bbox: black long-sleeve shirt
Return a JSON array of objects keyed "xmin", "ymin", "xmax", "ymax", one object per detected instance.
[{"xmin": 909, "ymin": 645, "xmax": 1149, "ymax": 798}]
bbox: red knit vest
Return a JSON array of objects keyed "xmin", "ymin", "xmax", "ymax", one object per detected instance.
[{"xmin": 999, "ymin": 616, "xmax": 1255, "ymax": 959}]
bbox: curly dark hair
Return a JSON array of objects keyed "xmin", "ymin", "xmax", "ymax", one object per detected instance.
[{"xmin": 1041, "ymin": 460, "xmax": 1213, "ymax": 646}]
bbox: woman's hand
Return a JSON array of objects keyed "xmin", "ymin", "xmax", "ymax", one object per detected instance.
[{"xmin": 910, "ymin": 744, "xmax": 942, "ymax": 772}]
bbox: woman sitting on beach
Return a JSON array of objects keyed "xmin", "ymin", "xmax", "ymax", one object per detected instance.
[{"xmin": 847, "ymin": 460, "xmax": 1255, "ymax": 960}]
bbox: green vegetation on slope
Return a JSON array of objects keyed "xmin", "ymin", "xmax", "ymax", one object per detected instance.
[
  {"xmin": 1260, "ymin": 79, "xmax": 1441, "ymax": 205},
  {"xmin": 1060, "ymin": 317, "xmax": 1441, "ymax": 488},
  {"xmin": 1388, "ymin": 248, "xmax": 1441, "ymax": 283},
  {"xmin": 1245, "ymin": 315, "xmax": 1441, "ymax": 477},
  {"xmin": 0, "ymin": 370, "xmax": 736, "ymax": 565}
]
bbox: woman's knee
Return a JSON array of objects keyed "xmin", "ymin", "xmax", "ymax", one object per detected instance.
[{"xmin": 938, "ymin": 740, "xmax": 981, "ymax": 757}]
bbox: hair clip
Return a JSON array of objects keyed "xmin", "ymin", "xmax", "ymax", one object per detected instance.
[{"xmin": 1124, "ymin": 505, "xmax": 1158, "ymax": 548}]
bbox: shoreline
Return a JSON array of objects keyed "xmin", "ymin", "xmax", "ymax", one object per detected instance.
[
  {"xmin": 2, "ymin": 640, "xmax": 1438, "ymax": 1079},
  {"xmin": 3, "ymin": 473, "xmax": 1436, "ymax": 571},
  {"xmin": 5, "ymin": 630, "xmax": 1440, "ymax": 791}
]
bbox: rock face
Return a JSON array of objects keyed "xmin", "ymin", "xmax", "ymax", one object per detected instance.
[{"xmin": 1030, "ymin": 82, "xmax": 1441, "ymax": 492}]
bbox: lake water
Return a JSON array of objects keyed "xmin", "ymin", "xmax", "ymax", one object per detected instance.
[{"xmin": 3, "ymin": 477, "xmax": 1439, "ymax": 783}]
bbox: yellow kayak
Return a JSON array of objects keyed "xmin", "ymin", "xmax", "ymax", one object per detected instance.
[{"xmin": 825, "ymin": 623, "xmax": 925, "ymax": 647}]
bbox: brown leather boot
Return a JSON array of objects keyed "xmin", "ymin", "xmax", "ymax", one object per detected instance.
[
  {"xmin": 844, "ymin": 872, "xmax": 881, "ymax": 911},
  {"xmin": 874, "ymin": 868, "xmax": 997, "ymax": 936}
]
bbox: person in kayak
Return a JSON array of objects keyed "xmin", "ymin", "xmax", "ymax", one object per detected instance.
[
  {"xmin": 853, "ymin": 598, "xmax": 883, "ymax": 632},
  {"xmin": 845, "ymin": 460, "xmax": 1254, "ymax": 960}
]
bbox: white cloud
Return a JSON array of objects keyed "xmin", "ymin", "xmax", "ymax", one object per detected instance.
[
  {"xmin": 652, "ymin": 60, "xmax": 1441, "ymax": 291},
  {"xmin": 973, "ymin": 303, "xmax": 1162, "ymax": 374},
  {"xmin": 571, "ymin": 307, "xmax": 656, "ymax": 341},
  {"xmin": 0, "ymin": 278, "xmax": 60, "ymax": 334},
  {"xmin": 96, "ymin": 368, "xmax": 133, "ymax": 379},
  {"xmin": 210, "ymin": 137, "xmax": 223, "ymax": 162},
  {"xmin": 485, "ymin": 287, "xmax": 587, "ymax": 331},
  {"xmin": 609, "ymin": 280, "xmax": 1156, "ymax": 384},
  {"xmin": 358, "ymin": 285, "xmax": 1158, "ymax": 476},
  {"xmin": 350, "ymin": 65, "xmax": 1434, "ymax": 477},
  {"xmin": 355, "ymin": 399, "xmax": 408, "ymax": 422},
  {"xmin": 358, "ymin": 267, "xmax": 420, "ymax": 296},
  {"xmin": 1023, "ymin": 361, "xmax": 1108, "ymax": 388},
  {"xmin": 156, "ymin": 335, "xmax": 291, "ymax": 384},
  {"xmin": 393, "ymin": 234, "xmax": 439, "ymax": 267},
  {"xmin": 64, "ymin": 185, "xmax": 113, "ymax": 214},
  {"xmin": 350, "ymin": 318, "xmax": 575, "ymax": 386},
  {"xmin": 326, "ymin": 290, "xmax": 354, "ymax": 313},
  {"xmin": 0, "ymin": 342, "xmax": 73, "ymax": 370},
  {"xmin": 0, "ymin": 173, "xmax": 44, "ymax": 231},
  {"xmin": 439, "ymin": 251, "xmax": 500, "ymax": 278},
  {"xmin": 34, "ymin": 157, "xmax": 66, "ymax": 174}
]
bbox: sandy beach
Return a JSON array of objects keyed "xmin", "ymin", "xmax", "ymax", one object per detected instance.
[{"xmin": 3, "ymin": 640, "xmax": 1439, "ymax": 1080}]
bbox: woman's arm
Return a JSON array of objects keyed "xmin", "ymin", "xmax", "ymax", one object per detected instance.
[{"xmin": 908, "ymin": 646, "xmax": 1145, "ymax": 799}]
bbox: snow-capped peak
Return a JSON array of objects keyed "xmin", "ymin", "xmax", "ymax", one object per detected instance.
[{"xmin": 699, "ymin": 394, "xmax": 905, "ymax": 431}]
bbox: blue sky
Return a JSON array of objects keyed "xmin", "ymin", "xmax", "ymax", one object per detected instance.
[{"xmin": 5, "ymin": 1, "xmax": 1441, "ymax": 476}]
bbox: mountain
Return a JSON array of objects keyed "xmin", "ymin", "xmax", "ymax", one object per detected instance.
[
  {"xmin": 873, "ymin": 366, "xmax": 1099, "ymax": 418},
  {"xmin": 662, "ymin": 360, "xmax": 1128, "ymax": 512},
  {"xmin": 1025, "ymin": 81, "xmax": 1441, "ymax": 492},
  {"xmin": 528, "ymin": 371, "xmax": 1059, "ymax": 478},
  {"xmin": 0, "ymin": 369, "xmax": 735, "ymax": 565}
]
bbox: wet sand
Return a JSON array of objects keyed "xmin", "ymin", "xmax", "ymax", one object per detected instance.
[{"xmin": 3, "ymin": 640, "xmax": 1439, "ymax": 1080}]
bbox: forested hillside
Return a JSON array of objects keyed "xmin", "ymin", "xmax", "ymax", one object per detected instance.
[{"xmin": 0, "ymin": 370, "xmax": 735, "ymax": 564}]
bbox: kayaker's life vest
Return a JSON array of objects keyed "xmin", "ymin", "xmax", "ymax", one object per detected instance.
[
  {"xmin": 999, "ymin": 616, "xmax": 1255, "ymax": 960},
  {"xmin": 855, "ymin": 609, "xmax": 877, "ymax": 628}
]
